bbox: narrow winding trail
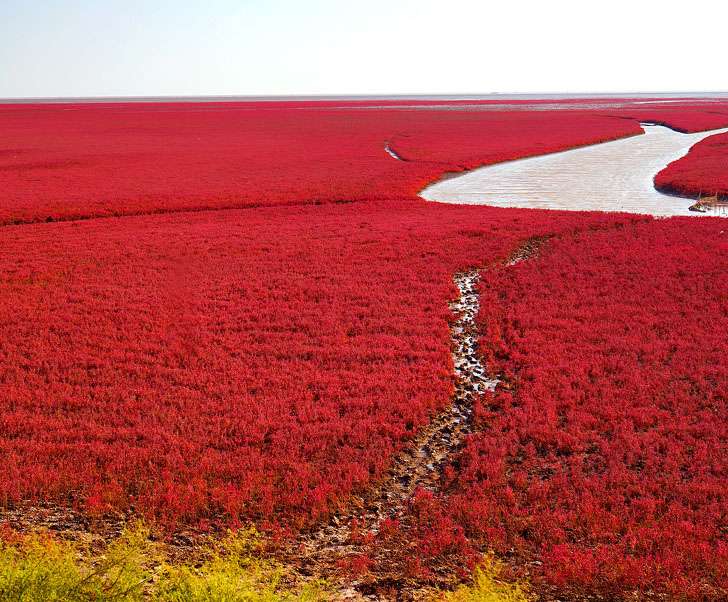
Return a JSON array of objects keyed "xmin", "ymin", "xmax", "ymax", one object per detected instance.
[
  {"xmin": 290, "ymin": 269, "xmax": 490, "ymax": 598},
  {"xmin": 421, "ymin": 124, "xmax": 728, "ymax": 216},
  {"xmin": 289, "ymin": 240, "xmax": 544, "ymax": 600}
]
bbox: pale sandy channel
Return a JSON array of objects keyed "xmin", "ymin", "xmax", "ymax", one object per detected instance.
[{"xmin": 420, "ymin": 124, "xmax": 728, "ymax": 216}]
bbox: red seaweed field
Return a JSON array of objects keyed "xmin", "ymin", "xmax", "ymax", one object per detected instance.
[
  {"xmin": 656, "ymin": 130, "xmax": 728, "ymax": 200},
  {"xmin": 0, "ymin": 99, "xmax": 726, "ymax": 600},
  {"xmin": 405, "ymin": 219, "xmax": 727, "ymax": 599}
]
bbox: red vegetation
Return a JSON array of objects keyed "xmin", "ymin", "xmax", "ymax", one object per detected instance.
[
  {"xmin": 430, "ymin": 219, "xmax": 728, "ymax": 599},
  {"xmin": 609, "ymin": 105, "xmax": 728, "ymax": 133},
  {"xmin": 1, "ymin": 100, "xmax": 727, "ymax": 599},
  {"xmin": 386, "ymin": 111, "xmax": 640, "ymax": 166},
  {"xmin": 0, "ymin": 103, "xmax": 644, "ymax": 225},
  {"xmin": 0, "ymin": 198, "xmax": 628, "ymax": 529},
  {"xmin": 2, "ymin": 100, "xmax": 727, "ymax": 225},
  {"xmin": 655, "ymin": 131, "xmax": 728, "ymax": 200}
]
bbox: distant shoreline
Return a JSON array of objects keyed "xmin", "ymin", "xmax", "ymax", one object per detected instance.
[{"xmin": 2, "ymin": 91, "xmax": 728, "ymax": 104}]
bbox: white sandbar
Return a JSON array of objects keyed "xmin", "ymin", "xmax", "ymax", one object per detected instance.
[{"xmin": 421, "ymin": 124, "xmax": 728, "ymax": 216}]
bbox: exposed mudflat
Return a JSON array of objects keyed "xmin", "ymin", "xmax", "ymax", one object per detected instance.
[{"xmin": 421, "ymin": 124, "xmax": 728, "ymax": 216}]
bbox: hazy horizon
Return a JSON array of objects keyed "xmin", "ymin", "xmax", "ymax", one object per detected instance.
[
  {"xmin": 1, "ymin": 0, "xmax": 725, "ymax": 99},
  {"xmin": 3, "ymin": 92, "xmax": 728, "ymax": 104}
]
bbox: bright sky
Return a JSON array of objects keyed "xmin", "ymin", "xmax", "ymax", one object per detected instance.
[{"xmin": 1, "ymin": 0, "xmax": 725, "ymax": 98}]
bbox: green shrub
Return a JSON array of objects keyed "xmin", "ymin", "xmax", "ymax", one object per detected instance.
[
  {"xmin": 440, "ymin": 553, "xmax": 531, "ymax": 602},
  {"xmin": 0, "ymin": 524, "xmax": 154, "ymax": 601},
  {"xmin": 156, "ymin": 527, "xmax": 326, "ymax": 602},
  {"xmin": 0, "ymin": 525, "xmax": 325, "ymax": 602}
]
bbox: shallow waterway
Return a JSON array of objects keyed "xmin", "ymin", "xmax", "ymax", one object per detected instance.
[{"xmin": 421, "ymin": 124, "xmax": 728, "ymax": 216}]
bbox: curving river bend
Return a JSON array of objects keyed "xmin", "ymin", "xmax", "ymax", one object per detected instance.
[{"xmin": 420, "ymin": 124, "xmax": 728, "ymax": 216}]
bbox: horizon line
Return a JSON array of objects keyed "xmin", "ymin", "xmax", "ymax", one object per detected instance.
[{"xmin": 2, "ymin": 90, "xmax": 728, "ymax": 104}]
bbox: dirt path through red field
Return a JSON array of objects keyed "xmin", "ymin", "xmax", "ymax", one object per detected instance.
[
  {"xmin": 287, "ymin": 238, "xmax": 547, "ymax": 599},
  {"xmin": 1, "ymin": 100, "xmax": 725, "ymax": 600}
]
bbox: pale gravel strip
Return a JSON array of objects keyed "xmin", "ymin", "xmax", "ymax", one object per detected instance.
[
  {"xmin": 450, "ymin": 270, "xmax": 498, "ymax": 399},
  {"xmin": 421, "ymin": 124, "xmax": 728, "ymax": 216}
]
